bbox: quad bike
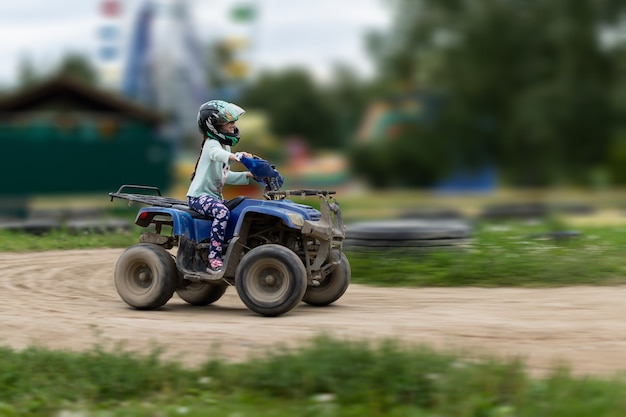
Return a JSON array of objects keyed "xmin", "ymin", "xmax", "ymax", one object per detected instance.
[{"xmin": 109, "ymin": 156, "xmax": 350, "ymax": 317}]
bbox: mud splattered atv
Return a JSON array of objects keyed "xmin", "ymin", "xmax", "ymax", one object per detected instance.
[{"xmin": 109, "ymin": 156, "xmax": 350, "ymax": 317}]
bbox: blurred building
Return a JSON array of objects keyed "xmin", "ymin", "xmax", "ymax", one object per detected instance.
[
  {"xmin": 356, "ymin": 90, "xmax": 496, "ymax": 192},
  {"xmin": 0, "ymin": 75, "xmax": 172, "ymax": 215},
  {"xmin": 356, "ymin": 91, "xmax": 442, "ymax": 144},
  {"xmin": 282, "ymin": 137, "xmax": 349, "ymax": 188}
]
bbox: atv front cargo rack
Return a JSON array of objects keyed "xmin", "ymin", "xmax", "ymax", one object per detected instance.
[{"xmin": 265, "ymin": 189, "xmax": 336, "ymax": 199}]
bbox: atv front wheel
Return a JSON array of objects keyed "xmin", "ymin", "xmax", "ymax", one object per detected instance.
[
  {"xmin": 303, "ymin": 253, "xmax": 351, "ymax": 306},
  {"xmin": 235, "ymin": 244, "xmax": 307, "ymax": 317},
  {"xmin": 114, "ymin": 243, "xmax": 178, "ymax": 310}
]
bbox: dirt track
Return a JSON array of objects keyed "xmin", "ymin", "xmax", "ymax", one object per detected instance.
[{"xmin": 1, "ymin": 248, "xmax": 625, "ymax": 377}]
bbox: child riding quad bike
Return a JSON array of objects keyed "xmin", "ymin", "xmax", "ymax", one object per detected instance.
[{"xmin": 109, "ymin": 156, "xmax": 350, "ymax": 317}]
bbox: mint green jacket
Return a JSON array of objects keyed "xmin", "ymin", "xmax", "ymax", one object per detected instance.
[{"xmin": 187, "ymin": 139, "xmax": 249, "ymax": 200}]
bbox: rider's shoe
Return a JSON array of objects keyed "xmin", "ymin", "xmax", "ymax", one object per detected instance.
[{"xmin": 206, "ymin": 259, "xmax": 223, "ymax": 275}]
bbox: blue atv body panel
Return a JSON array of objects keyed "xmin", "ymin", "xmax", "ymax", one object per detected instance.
[
  {"xmin": 135, "ymin": 198, "xmax": 321, "ymax": 243},
  {"xmin": 135, "ymin": 207, "xmax": 209, "ymax": 242}
]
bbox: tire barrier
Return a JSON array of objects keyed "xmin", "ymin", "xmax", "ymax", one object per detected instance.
[
  {"xmin": 479, "ymin": 203, "xmax": 548, "ymax": 220},
  {"xmin": 344, "ymin": 219, "xmax": 473, "ymax": 250}
]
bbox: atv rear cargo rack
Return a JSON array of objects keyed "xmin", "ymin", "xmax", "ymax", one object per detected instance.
[{"xmin": 109, "ymin": 185, "xmax": 187, "ymax": 208}]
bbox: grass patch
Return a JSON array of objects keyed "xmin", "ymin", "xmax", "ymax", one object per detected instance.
[
  {"xmin": 0, "ymin": 227, "xmax": 138, "ymax": 252},
  {"xmin": 348, "ymin": 220, "xmax": 626, "ymax": 287},
  {"xmin": 2, "ymin": 336, "xmax": 626, "ymax": 416}
]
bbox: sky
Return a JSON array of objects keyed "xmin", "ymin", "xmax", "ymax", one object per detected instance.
[{"xmin": 0, "ymin": 0, "xmax": 393, "ymax": 89}]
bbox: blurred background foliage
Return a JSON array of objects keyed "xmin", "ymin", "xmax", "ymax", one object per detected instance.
[
  {"xmin": 359, "ymin": 0, "xmax": 626, "ymax": 188},
  {"xmin": 239, "ymin": 0, "xmax": 626, "ymax": 189},
  {"xmin": 3, "ymin": 0, "xmax": 626, "ymax": 190}
]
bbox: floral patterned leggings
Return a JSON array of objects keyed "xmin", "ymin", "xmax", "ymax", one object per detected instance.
[{"xmin": 187, "ymin": 195, "xmax": 230, "ymax": 262}]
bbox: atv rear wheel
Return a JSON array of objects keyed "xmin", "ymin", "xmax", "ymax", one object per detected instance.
[
  {"xmin": 176, "ymin": 282, "xmax": 228, "ymax": 306},
  {"xmin": 114, "ymin": 243, "xmax": 178, "ymax": 310},
  {"xmin": 235, "ymin": 244, "xmax": 307, "ymax": 317},
  {"xmin": 303, "ymin": 253, "xmax": 351, "ymax": 306}
]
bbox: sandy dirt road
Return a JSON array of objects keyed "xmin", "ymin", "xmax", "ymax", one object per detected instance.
[{"xmin": 1, "ymin": 248, "xmax": 625, "ymax": 377}]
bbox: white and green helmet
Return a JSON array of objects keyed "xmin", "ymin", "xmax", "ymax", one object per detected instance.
[{"xmin": 197, "ymin": 100, "xmax": 246, "ymax": 146}]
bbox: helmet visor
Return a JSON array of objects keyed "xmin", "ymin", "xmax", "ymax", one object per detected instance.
[{"xmin": 217, "ymin": 102, "xmax": 245, "ymax": 125}]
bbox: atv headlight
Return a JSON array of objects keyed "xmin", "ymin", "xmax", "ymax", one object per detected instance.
[{"xmin": 286, "ymin": 212, "xmax": 304, "ymax": 227}]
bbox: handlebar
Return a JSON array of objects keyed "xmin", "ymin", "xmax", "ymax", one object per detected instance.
[{"xmin": 240, "ymin": 156, "xmax": 284, "ymax": 192}]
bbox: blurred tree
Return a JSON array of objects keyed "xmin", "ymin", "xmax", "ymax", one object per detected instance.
[
  {"xmin": 366, "ymin": 0, "xmax": 626, "ymax": 186},
  {"xmin": 607, "ymin": 44, "xmax": 626, "ymax": 183},
  {"xmin": 55, "ymin": 54, "xmax": 98, "ymax": 84},
  {"xmin": 240, "ymin": 68, "xmax": 341, "ymax": 149},
  {"xmin": 240, "ymin": 66, "xmax": 383, "ymax": 151},
  {"xmin": 14, "ymin": 54, "xmax": 97, "ymax": 90},
  {"xmin": 17, "ymin": 56, "xmax": 39, "ymax": 88},
  {"xmin": 206, "ymin": 38, "xmax": 250, "ymax": 88},
  {"xmin": 327, "ymin": 64, "xmax": 387, "ymax": 149},
  {"xmin": 352, "ymin": 120, "xmax": 452, "ymax": 187},
  {"xmin": 205, "ymin": 42, "xmax": 228, "ymax": 89}
]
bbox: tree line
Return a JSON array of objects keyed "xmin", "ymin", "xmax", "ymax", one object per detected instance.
[{"xmin": 9, "ymin": 0, "xmax": 626, "ymax": 187}]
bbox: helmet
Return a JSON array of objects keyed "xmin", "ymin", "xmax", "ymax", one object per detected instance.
[{"xmin": 197, "ymin": 100, "xmax": 245, "ymax": 146}]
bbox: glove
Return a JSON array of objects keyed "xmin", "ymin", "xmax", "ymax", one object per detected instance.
[{"xmin": 233, "ymin": 152, "xmax": 243, "ymax": 162}]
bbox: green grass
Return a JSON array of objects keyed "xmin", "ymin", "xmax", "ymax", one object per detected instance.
[
  {"xmin": 0, "ymin": 227, "xmax": 138, "ymax": 252},
  {"xmin": 2, "ymin": 335, "xmax": 626, "ymax": 416},
  {"xmin": 348, "ymin": 219, "xmax": 626, "ymax": 287},
  {"xmin": 0, "ymin": 207, "xmax": 139, "ymax": 251}
]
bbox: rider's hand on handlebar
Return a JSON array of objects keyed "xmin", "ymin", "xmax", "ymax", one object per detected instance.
[{"xmin": 231, "ymin": 152, "xmax": 253, "ymax": 162}]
